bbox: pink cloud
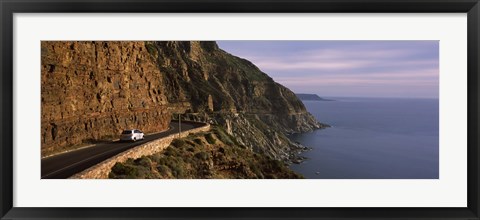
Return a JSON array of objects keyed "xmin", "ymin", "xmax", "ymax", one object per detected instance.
[
  {"xmin": 274, "ymin": 69, "xmax": 439, "ymax": 87},
  {"xmin": 253, "ymin": 60, "xmax": 374, "ymax": 71},
  {"xmin": 246, "ymin": 48, "xmax": 437, "ymax": 72}
]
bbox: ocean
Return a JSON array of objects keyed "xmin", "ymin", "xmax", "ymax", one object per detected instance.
[{"xmin": 289, "ymin": 97, "xmax": 439, "ymax": 179}]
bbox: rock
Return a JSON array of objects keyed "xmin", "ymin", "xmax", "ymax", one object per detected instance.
[
  {"xmin": 207, "ymin": 94, "xmax": 214, "ymax": 112},
  {"xmin": 292, "ymin": 160, "xmax": 302, "ymax": 164},
  {"xmin": 42, "ymin": 41, "xmax": 327, "ymax": 163},
  {"xmin": 41, "ymin": 42, "xmax": 171, "ymax": 156},
  {"xmin": 148, "ymin": 41, "xmax": 327, "ymax": 162}
]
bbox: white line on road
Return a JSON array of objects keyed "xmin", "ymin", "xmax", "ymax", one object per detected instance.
[{"xmin": 41, "ymin": 143, "xmax": 138, "ymax": 179}]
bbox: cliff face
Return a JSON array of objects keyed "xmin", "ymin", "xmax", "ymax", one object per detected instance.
[
  {"xmin": 149, "ymin": 41, "xmax": 324, "ymax": 161},
  {"xmin": 41, "ymin": 42, "xmax": 171, "ymax": 156},
  {"xmin": 41, "ymin": 41, "xmax": 324, "ymax": 161}
]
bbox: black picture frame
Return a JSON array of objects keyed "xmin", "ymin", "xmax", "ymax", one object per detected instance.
[{"xmin": 1, "ymin": 0, "xmax": 479, "ymax": 219}]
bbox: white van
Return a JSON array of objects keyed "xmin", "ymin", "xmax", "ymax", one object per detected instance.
[{"xmin": 120, "ymin": 129, "xmax": 145, "ymax": 141}]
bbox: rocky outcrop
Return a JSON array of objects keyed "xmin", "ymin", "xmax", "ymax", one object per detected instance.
[
  {"xmin": 41, "ymin": 41, "xmax": 325, "ymax": 162},
  {"xmin": 41, "ymin": 42, "xmax": 171, "ymax": 156},
  {"xmin": 148, "ymin": 41, "xmax": 326, "ymax": 162}
]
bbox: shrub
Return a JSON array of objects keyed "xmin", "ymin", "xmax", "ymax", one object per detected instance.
[
  {"xmin": 172, "ymin": 139, "xmax": 186, "ymax": 148},
  {"xmin": 135, "ymin": 156, "xmax": 152, "ymax": 167},
  {"xmin": 111, "ymin": 162, "xmax": 138, "ymax": 177},
  {"xmin": 205, "ymin": 133, "xmax": 216, "ymax": 144},
  {"xmin": 156, "ymin": 165, "xmax": 170, "ymax": 174},
  {"xmin": 108, "ymin": 172, "xmax": 116, "ymax": 179},
  {"xmin": 252, "ymin": 166, "xmax": 264, "ymax": 179},
  {"xmin": 164, "ymin": 147, "xmax": 178, "ymax": 156},
  {"xmin": 156, "ymin": 157, "xmax": 168, "ymax": 165},
  {"xmin": 271, "ymin": 159, "xmax": 284, "ymax": 170},
  {"xmin": 134, "ymin": 166, "xmax": 153, "ymax": 179},
  {"xmin": 184, "ymin": 156, "xmax": 194, "ymax": 164},
  {"xmin": 111, "ymin": 162, "xmax": 127, "ymax": 175},
  {"xmin": 264, "ymin": 173, "xmax": 276, "ymax": 179},
  {"xmin": 150, "ymin": 153, "xmax": 163, "ymax": 163},
  {"xmin": 218, "ymin": 147, "xmax": 225, "ymax": 154},
  {"xmin": 145, "ymin": 42, "xmax": 157, "ymax": 56},
  {"xmin": 165, "ymin": 159, "xmax": 179, "ymax": 169},
  {"xmin": 195, "ymin": 151, "xmax": 209, "ymax": 160},
  {"xmin": 169, "ymin": 163, "xmax": 185, "ymax": 178},
  {"xmin": 212, "ymin": 127, "xmax": 234, "ymax": 145},
  {"xmin": 193, "ymin": 138, "xmax": 203, "ymax": 145}
]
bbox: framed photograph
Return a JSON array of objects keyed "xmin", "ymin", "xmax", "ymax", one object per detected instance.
[{"xmin": 1, "ymin": 0, "xmax": 479, "ymax": 219}]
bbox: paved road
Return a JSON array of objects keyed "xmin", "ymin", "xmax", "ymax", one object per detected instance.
[{"xmin": 41, "ymin": 121, "xmax": 204, "ymax": 179}]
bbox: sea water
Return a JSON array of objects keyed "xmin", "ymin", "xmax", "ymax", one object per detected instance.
[{"xmin": 289, "ymin": 97, "xmax": 439, "ymax": 179}]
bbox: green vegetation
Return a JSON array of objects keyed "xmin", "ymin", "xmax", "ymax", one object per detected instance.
[
  {"xmin": 193, "ymin": 138, "xmax": 204, "ymax": 145},
  {"xmin": 108, "ymin": 126, "xmax": 302, "ymax": 179},
  {"xmin": 212, "ymin": 126, "xmax": 236, "ymax": 145},
  {"xmin": 109, "ymin": 157, "xmax": 158, "ymax": 179},
  {"xmin": 171, "ymin": 139, "xmax": 186, "ymax": 148},
  {"xmin": 204, "ymin": 133, "xmax": 216, "ymax": 144},
  {"xmin": 145, "ymin": 42, "xmax": 157, "ymax": 57}
]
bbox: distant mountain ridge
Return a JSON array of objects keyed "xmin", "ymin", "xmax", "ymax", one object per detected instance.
[{"xmin": 296, "ymin": 93, "xmax": 334, "ymax": 101}]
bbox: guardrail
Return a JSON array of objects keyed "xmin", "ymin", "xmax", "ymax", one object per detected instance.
[{"xmin": 69, "ymin": 123, "xmax": 210, "ymax": 179}]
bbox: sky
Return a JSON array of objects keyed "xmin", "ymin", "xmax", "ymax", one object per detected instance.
[{"xmin": 217, "ymin": 41, "xmax": 439, "ymax": 99}]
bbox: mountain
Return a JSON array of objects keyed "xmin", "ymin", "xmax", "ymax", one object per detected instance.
[
  {"xmin": 149, "ymin": 41, "xmax": 326, "ymax": 161},
  {"xmin": 41, "ymin": 41, "xmax": 326, "ymax": 164},
  {"xmin": 296, "ymin": 93, "xmax": 333, "ymax": 101},
  {"xmin": 41, "ymin": 42, "xmax": 172, "ymax": 156}
]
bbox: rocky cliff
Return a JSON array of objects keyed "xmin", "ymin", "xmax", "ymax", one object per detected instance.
[
  {"xmin": 148, "ymin": 41, "xmax": 325, "ymax": 161},
  {"xmin": 41, "ymin": 42, "xmax": 171, "ymax": 156},
  {"xmin": 41, "ymin": 41, "xmax": 324, "ymax": 161}
]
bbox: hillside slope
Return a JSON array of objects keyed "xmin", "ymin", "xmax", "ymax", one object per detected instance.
[
  {"xmin": 149, "ymin": 41, "xmax": 325, "ymax": 161},
  {"xmin": 109, "ymin": 126, "xmax": 302, "ymax": 179},
  {"xmin": 41, "ymin": 41, "xmax": 325, "ymax": 162}
]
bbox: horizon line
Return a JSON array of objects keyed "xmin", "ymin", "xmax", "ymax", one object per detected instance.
[{"xmin": 296, "ymin": 94, "xmax": 439, "ymax": 99}]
